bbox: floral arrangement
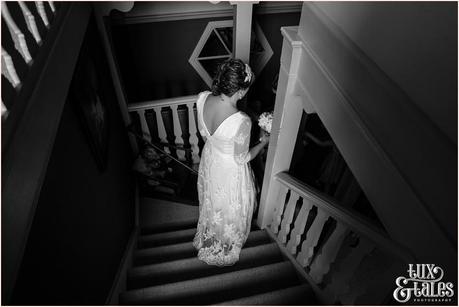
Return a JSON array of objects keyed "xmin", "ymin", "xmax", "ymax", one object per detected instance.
[{"xmin": 258, "ymin": 111, "xmax": 273, "ymax": 134}]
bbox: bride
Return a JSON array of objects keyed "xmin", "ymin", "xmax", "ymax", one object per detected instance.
[{"xmin": 193, "ymin": 59, "xmax": 269, "ymax": 266}]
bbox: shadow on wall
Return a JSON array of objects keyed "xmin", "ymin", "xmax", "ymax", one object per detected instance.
[
  {"xmin": 11, "ymin": 15, "xmax": 136, "ymax": 305},
  {"xmin": 314, "ymin": 2, "xmax": 457, "ymax": 143}
]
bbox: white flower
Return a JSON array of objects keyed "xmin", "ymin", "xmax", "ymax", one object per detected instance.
[
  {"xmin": 244, "ymin": 64, "xmax": 252, "ymax": 83},
  {"xmin": 258, "ymin": 111, "xmax": 273, "ymax": 134}
]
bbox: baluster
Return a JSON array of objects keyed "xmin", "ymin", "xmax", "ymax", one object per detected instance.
[
  {"xmin": 18, "ymin": 2, "xmax": 41, "ymax": 44},
  {"xmin": 278, "ymin": 191, "xmax": 300, "ymax": 244},
  {"xmin": 1, "ymin": 2, "xmax": 32, "ymax": 64},
  {"xmin": 296, "ymin": 208, "xmax": 329, "ymax": 267},
  {"xmin": 187, "ymin": 102, "xmax": 200, "ymax": 164},
  {"xmin": 35, "ymin": 2, "xmax": 49, "ymax": 27},
  {"xmin": 48, "ymin": 1, "xmax": 56, "ymax": 13},
  {"xmin": 309, "ymin": 221, "xmax": 349, "ymax": 283},
  {"xmin": 286, "ymin": 198, "xmax": 314, "ymax": 254},
  {"xmin": 270, "ymin": 186, "xmax": 289, "ymax": 234},
  {"xmin": 2, "ymin": 100, "xmax": 8, "ymax": 119},
  {"xmin": 177, "ymin": 107, "xmax": 189, "ymax": 160},
  {"xmin": 137, "ymin": 110, "xmax": 151, "ymax": 142},
  {"xmin": 153, "ymin": 106, "xmax": 170, "ymax": 154},
  {"xmin": 144, "ymin": 110, "xmax": 158, "ymax": 143},
  {"xmin": 323, "ymin": 236, "xmax": 375, "ymax": 303},
  {"xmin": 1, "ymin": 47, "xmax": 21, "ymax": 88},
  {"xmin": 170, "ymin": 104, "xmax": 185, "ymax": 160}
]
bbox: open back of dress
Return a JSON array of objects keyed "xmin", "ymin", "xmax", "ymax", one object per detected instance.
[{"xmin": 193, "ymin": 91, "xmax": 257, "ymax": 266}]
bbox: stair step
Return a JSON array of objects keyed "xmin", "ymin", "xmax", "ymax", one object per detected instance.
[
  {"xmin": 128, "ymin": 242, "xmax": 283, "ymax": 289},
  {"xmin": 133, "ymin": 229, "xmax": 271, "ymax": 266},
  {"xmin": 140, "ymin": 219, "xmax": 198, "ymax": 235},
  {"xmin": 138, "ymin": 228, "xmax": 196, "ymax": 249},
  {"xmin": 120, "ymin": 261, "xmax": 300, "ymax": 305},
  {"xmin": 138, "ymin": 223, "xmax": 261, "ymax": 250},
  {"xmin": 214, "ymin": 284, "xmax": 316, "ymax": 305}
]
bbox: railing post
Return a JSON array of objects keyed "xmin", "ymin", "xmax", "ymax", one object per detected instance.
[
  {"xmin": 18, "ymin": 2, "xmax": 42, "ymax": 44},
  {"xmin": 256, "ymin": 28, "xmax": 304, "ymax": 229},
  {"xmin": 1, "ymin": 47, "xmax": 21, "ymax": 88},
  {"xmin": 170, "ymin": 104, "xmax": 186, "ymax": 160},
  {"xmin": 187, "ymin": 101, "xmax": 200, "ymax": 165},
  {"xmin": 35, "ymin": 2, "xmax": 50, "ymax": 28},
  {"xmin": 231, "ymin": 1, "xmax": 257, "ymax": 63},
  {"xmin": 2, "ymin": 2, "xmax": 33, "ymax": 64}
]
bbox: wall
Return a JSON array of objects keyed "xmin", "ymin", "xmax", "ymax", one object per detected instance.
[
  {"xmin": 290, "ymin": 2, "xmax": 456, "ymax": 277},
  {"xmin": 12, "ymin": 16, "xmax": 135, "ymax": 305},
  {"xmin": 111, "ymin": 17, "xmax": 219, "ymax": 103},
  {"xmin": 300, "ymin": 0, "xmax": 457, "ymax": 244},
  {"xmin": 110, "ymin": 12, "xmax": 300, "ymax": 105},
  {"xmin": 312, "ymin": 2, "xmax": 457, "ymax": 144},
  {"xmin": 250, "ymin": 12, "xmax": 301, "ymax": 110}
]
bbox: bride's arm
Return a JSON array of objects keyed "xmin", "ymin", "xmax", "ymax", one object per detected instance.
[
  {"xmin": 234, "ymin": 117, "xmax": 269, "ymax": 164},
  {"xmin": 247, "ymin": 134, "xmax": 269, "ymax": 161}
]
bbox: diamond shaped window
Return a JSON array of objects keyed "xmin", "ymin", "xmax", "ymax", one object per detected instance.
[
  {"xmin": 199, "ymin": 30, "xmax": 230, "ymax": 58},
  {"xmin": 189, "ymin": 20, "xmax": 273, "ymax": 87}
]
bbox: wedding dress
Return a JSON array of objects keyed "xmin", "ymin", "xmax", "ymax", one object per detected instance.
[{"xmin": 193, "ymin": 91, "xmax": 257, "ymax": 266}]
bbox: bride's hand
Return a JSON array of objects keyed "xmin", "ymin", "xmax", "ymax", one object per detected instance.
[{"xmin": 259, "ymin": 130, "xmax": 270, "ymax": 145}]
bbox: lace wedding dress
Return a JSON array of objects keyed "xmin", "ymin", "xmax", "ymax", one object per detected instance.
[{"xmin": 193, "ymin": 91, "xmax": 257, "ymax": 266}]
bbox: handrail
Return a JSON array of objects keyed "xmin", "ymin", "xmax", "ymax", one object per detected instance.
[
  {"xmin": 128, "ymin": 94, "xmax": 198, "ymax": 111},
  {"xmin": 275, "ymin": 171, "xmax": 416, "ymax": 263}
]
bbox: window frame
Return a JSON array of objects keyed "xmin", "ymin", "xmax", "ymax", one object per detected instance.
[{"xmin": 189, "ymin": 19, "xmax": 273, "ymax": 87}]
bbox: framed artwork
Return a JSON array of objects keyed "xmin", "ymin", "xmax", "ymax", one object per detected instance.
[{"xmin": 70, "ymin": 38, "xmax": 109, "ymax": 171}]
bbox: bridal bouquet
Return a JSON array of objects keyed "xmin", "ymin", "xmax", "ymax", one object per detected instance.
[{"xmin": 258, "ymin": 111, "xmax": 273, "ymax": 134}]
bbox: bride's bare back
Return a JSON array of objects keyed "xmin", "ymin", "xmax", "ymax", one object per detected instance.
[{"xmin": 202, "ymin": 94, "xmax": 239, "ymax": 136}]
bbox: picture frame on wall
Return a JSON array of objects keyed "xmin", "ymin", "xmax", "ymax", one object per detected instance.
[{"xmin": 70, "ymin": 37, "xmax": 109, "ymax": 171}]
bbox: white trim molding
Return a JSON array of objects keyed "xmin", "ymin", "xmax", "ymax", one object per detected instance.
[{"xmin": 110, "ymin": 1, "xmax": 302, "ymax": 25}]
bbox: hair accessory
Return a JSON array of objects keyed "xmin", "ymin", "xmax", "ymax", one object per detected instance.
[{"xmin": 244, "ymin": 64, "xmax": 252, "ymax": 83}]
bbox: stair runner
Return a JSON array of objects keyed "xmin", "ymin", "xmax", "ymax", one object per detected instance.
[{"xmin": 120, "ymin": 219, "xmax": 316, "ymax": 305}]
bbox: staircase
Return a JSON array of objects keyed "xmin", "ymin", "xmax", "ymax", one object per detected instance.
[{"xmin": 119, "ymin": 198, "xmax": 316, "ymax": 305}]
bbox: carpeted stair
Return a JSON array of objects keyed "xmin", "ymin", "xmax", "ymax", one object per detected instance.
[{"xmin": 119, "ymin": 211, "xmax": 316, "ymax": 305}]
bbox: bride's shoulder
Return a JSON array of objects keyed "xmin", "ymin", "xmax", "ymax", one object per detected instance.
[
  {"xmin": 239, "ymin": 111, "xmax": 252, "ymax": 122},
  {"xmin": 236, "ymin": 112, "xmax": 253, "ymax": 128}
]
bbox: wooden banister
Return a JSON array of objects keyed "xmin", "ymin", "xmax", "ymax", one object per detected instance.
[
  {"xmin": 275, "ymin": 171, "xmax": 415, "ymax": 263},
  {"xmin": 127, "ymin": 94, "xmax": 202, "ymax": 167},
  {"xmin": 1, "ymin": 1, "xmax": 58, "ymax": 122},
  {"xmin": 129, "ymin": 94, "xmax": 198, "ymax": 111},
  {"xmin": 268, "ymin": 171, "xmax": 417, "ymax": 304}
]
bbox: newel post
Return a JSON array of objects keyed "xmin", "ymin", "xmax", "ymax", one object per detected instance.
[{"xmin": 256, "ymin": 27, "xmax": 305, "ymax": 229}]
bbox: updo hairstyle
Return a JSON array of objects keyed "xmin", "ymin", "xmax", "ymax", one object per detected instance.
[{"xmin": 211, "ymin": 58, "xmax": 254, "ymax": 97}]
